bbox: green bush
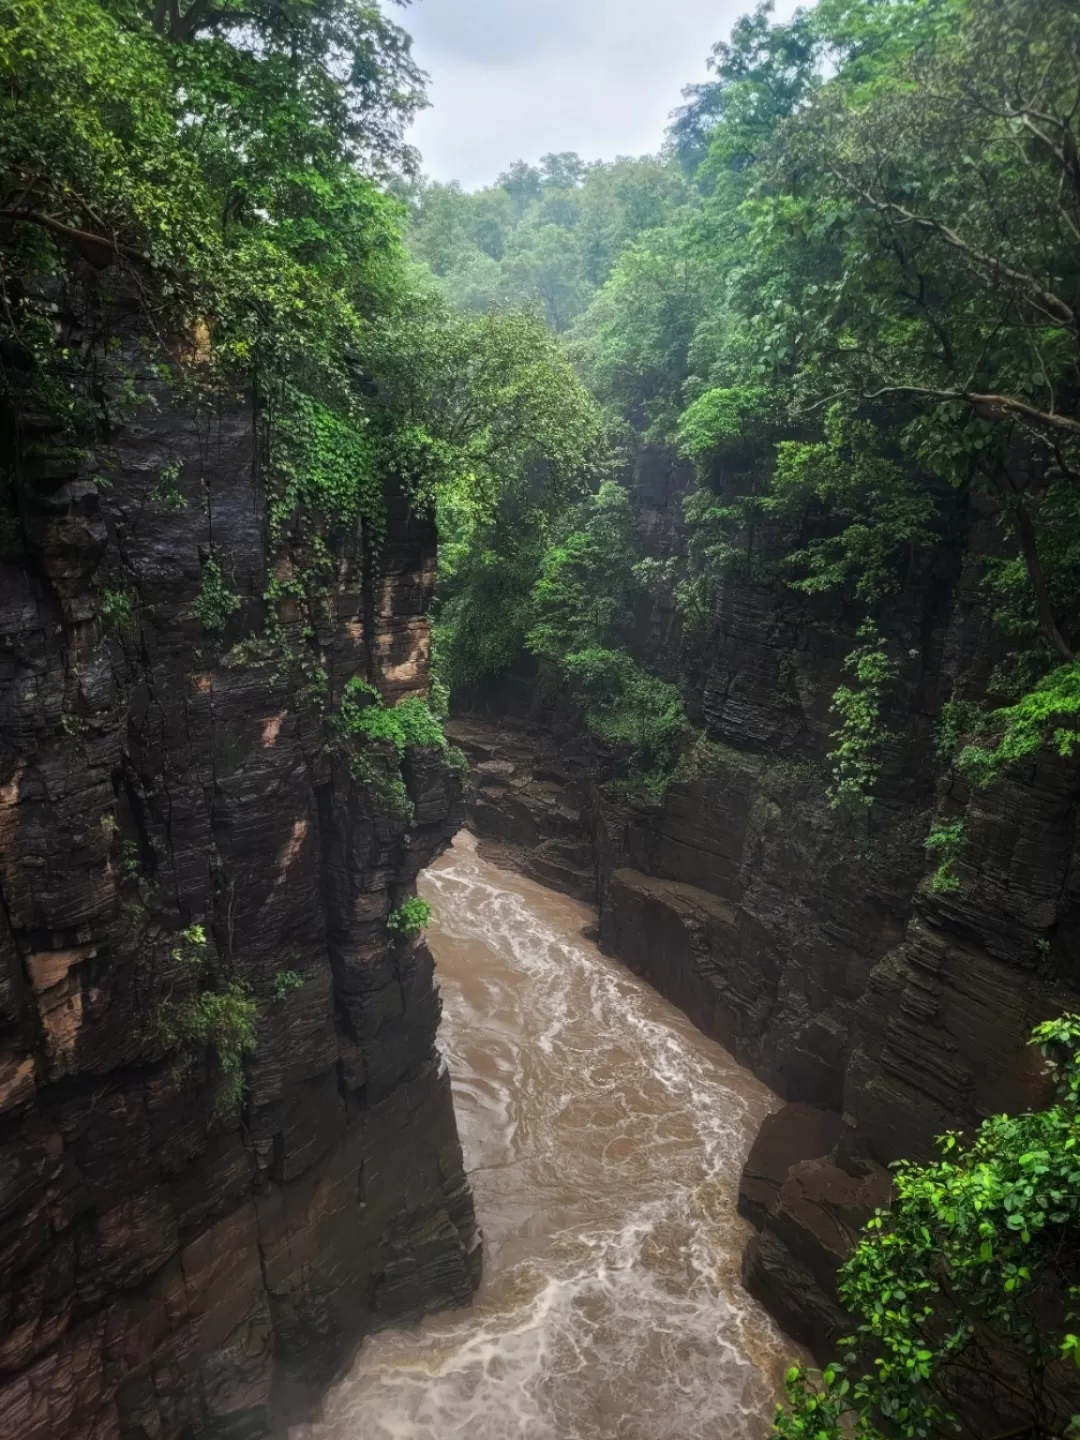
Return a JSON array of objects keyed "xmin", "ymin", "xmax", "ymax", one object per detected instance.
[
  {"xmin": 99, "ymin": 587, "xmax": 134, "ymax": 633},
  {"xmin": 959, "ymin": 663, "xmax": 1080, "ymax": 786},
  {"xmin": 194, "ymin": 556, "xmax": 241, "ymax": 633},
  {"xmin": 157, "ymin": 924, "xmax": 257, "ymax": 1113},
  {"xmin": 562, "ymin": 646, "xmax": 685, "ymax": 779},
  {"xmin": 334, "ymin": 679, "xmax": 465, "ymax": 825},
  {"xmin": 387, "ymin": 896, "xmax": 431, "ymax": 936},
  {"xmin": 338, "ymin": 678, "xmax": 448, "ymax": 754},
  {"xmin": 827, "ymin": 631, "xmax": 898, "ymax": 809},
  {"xmin": 924, "ymin": 819, "xmax": 966, "ymax": 894},
  {"xmin": 433, "ymin": 543, "xmax": 541, "ymax": 692},
  {"xmin": 273, "ymin": 970, "xmax": 305, "ymax": 1003},
  {"xmin": 774, "ymin": 1015, "xmax": 1080, "ymax": 1440}
]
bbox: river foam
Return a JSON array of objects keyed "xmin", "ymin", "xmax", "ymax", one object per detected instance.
[{"xmin": 292, "ymin": 830, "xmax": 793, "ymax": 1440}]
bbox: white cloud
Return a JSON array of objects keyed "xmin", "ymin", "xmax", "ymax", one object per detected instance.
[{"xmin": 402, "ymin": 0, "xmax": 807, "ymax": 188}]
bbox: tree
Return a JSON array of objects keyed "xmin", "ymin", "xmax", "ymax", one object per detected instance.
[
  {"xmin": 764, "ymin": 0, "xmax": 1080, "ymax": 666},
  {"xmin": 666, "ymin": 0, "xmax": 1080, "ymax": 798},
  {"xmin": 667, "ymin": 0, "xmax": 820, "ymax": 180},
  {"xmin": 407, "ymin": 153, "xmax": 694, "ymax": 336},
  {"xmin": 774, "ymin": 1015, "xmax": 1080, "ymax": 1440},
  {"xmin": 498, "ymin": 159, "xmax": 543, "ymax": 215},
  {"xmin": 527, "ymin": 480, "xmax": 641, "ymax": 659},
  {"xmin": 568, "ymin": 226, "xmax": 711, "ymax": 435},
  {"xmin": 0, "ymin": 0, "xmax": 423, "ymax": 499}
]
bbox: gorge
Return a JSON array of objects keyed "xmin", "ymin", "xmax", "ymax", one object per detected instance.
[
  {"xmin": 2, "ymin": 0, "xmax": 1080, "ymax": 1436},
  {"xmin": 0, "ymin": 367, "xmax": 481, "ymax": 1436},
  {"xmin": 446, "ymin": 437, "xmax": 1080, "ymax": 1357}
]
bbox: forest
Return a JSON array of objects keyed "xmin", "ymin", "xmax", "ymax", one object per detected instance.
[
  {"xmin": 2, "ymin": 0, "xmax": 1079, "ymax": 1435},
  {"xmin": 416, "ymin": 0, "xmax": 1080, "ymax": 811},
  {"xmin": 411, "ymin": 7, "xmax": 1080, "ymax": 1431}
]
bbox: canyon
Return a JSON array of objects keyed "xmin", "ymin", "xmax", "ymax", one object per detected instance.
[
  {"xmin": 295, "ymin": 829, "xmax": 795, "ymax": 1440},
  {"xmin": 4, "ymin": 363, "xmax": 1079, "ymax": 1435},
  {"xmin": 3, "ymin": 344, "xmax": 1078, "ymax": 1434},
  {"xmin": 5, "ymin": 0, "xmax": 1078, "ymax": 1433},
  {"xmin": 449, "ymin": 442, "xmax": 1080, "ymax": 1356}
]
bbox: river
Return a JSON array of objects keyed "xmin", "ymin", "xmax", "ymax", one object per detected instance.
[{"xmin": 294, "ymin": 830, "xmax": 793, "ymax": 1440}]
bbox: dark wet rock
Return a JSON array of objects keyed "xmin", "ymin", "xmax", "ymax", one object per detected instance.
[
  {"xmin": 447, "ymin": 718, "xmax": 597, "ymax": 903},
  {"xmin": 737, "ymin": 1105, "xmax": 844, "ymax": 1231},
  {"xmin": 742, "ymin": 1155, "xmax": 892, "ymax": 1360},
  {"xmin": 0, "ymin": 323, "xmax": 478, "ymax": 1437}
]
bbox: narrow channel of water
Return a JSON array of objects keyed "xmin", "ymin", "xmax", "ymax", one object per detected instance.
[{"xmin": 295, "ymin": 830, "xmax": 793, "ymax": 1440}]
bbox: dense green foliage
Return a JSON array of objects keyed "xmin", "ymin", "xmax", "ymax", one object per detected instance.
[
  {"xmin": 333, "ymin": 675, "xmax": 467, "ymax": 821},
  {"xmin": 665, "ymin": 0, "xmax": 1080, "ymax": 798},
  {"xmin": 156, "ymin": 925, "xmax": 257, "ymax": 1112},
  {"xmin": 774, "ymin": 1015, "xmax": 1080, "ymax": 1440},
  {"xmin": 413, "ymin": 154, "xmax": 700, "ymax": 787},
  {"xmin": 407, "ymin": 154, "xmax": 694, "ymax": 335},
  {"xmin": 435, "ymin": 476, "xmax": 685, "ymax": 792},
  {"xmin": 2, "ymin": 0, "xmax": 423, "ymax": 463},
  {"xmin": 338, "ymin": 676, "xmax": 447, "ymax": 753},
  {"xmin": 386, "ymin": 895, "xmax": 431, "ymax": 937},
  {"xmin": 424, "ymin": 0, "xmax": 1080, "ymax": 803},
  {"xmin": 0, "ymin": 0, "xmax": 603, "ymax": 608}
]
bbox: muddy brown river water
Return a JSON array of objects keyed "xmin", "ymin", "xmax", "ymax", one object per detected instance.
[{"xmin": 294, "ymin": 830, "xmax": 793, "ymax": 1440}]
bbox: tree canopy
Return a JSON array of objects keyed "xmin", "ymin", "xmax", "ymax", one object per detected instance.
[{"xmin": 0, "ymin": 0, "xmax": 604, "ymax": 550}]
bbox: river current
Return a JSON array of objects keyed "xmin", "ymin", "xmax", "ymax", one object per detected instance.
[{"xmin": 294, "ymin": 830, "xmax": 793, "ymax": 1440}]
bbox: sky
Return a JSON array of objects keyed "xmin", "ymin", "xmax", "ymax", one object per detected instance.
[{"xmin": 402, "ymin": 0, "xmax": 805, "ymax": 189}]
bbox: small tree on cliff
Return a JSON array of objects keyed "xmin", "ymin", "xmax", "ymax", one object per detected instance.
[{"xmin": 773, "ymin": 1016, "xmax": 1080, "ymax": 1440}]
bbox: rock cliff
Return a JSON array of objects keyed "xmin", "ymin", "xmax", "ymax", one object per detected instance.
[
  {"xmin": 0, "ymin": 296, "xmax": 479, "ymax": 1438},
  {"xmin": 451, "ymin": 444, "xmax": 1080, "ymax": 1353}
]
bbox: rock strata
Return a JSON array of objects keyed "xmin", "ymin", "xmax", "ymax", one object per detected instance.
[
  {"xmin": 736, "ymin": 1105, "xmax": 844, "ymax": 1232},
  {"xmin": 453, "ymin": 442, "xmax": 1080, "ymax": 1349},
  {"xmin": 0, "ymin": 316, "xmax": 479, "ymax": 1438},
  {"xmin": 447, "ymin": 716, "xmax": 597, "ymax": 902}
]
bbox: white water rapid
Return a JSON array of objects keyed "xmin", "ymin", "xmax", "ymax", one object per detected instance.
[{"xmin": 293, "ymin": 830, "xmax": 793, "ymax": 1440}]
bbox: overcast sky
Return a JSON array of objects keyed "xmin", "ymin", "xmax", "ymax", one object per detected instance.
[{"xmin": 402, "ymin": 0, "xmax": 805, "ymax": 189}]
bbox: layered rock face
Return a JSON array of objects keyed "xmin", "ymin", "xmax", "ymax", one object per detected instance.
[
  {"xmin": 0, "ymin": 311, "xmax": 479, "ymax": 1437},
  {"xmin": 454, "ymin": 445, "xmax": 1080, "ymax": 1350}
]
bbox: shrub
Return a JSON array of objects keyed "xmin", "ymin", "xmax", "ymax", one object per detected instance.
[
  {"xmin": 958, "ymin": 662, "xmax": 1080, "ymax": 786},
  {"xmin": 194, "ymin": 556, "xmax": 241, "ymax": 632},
  {"xmin": 273, "ymin": 969, "xmax": 304, "ymax": 1002},
  {"xmin": 100, "ymin": 587, "xmax": 134, "ymax": 632},
  {"xmin": 562, "ymin": 646, "xmax": 685, "ymax": 777},
  {"xmin": 157, "ymin": 923, "xmax": 257, "ymax": 1112},
  {"xmin": 827, "ymin": 631, "xmax": 898, "ymax": 808},
  {"xmin": 338, "ymin": 678, "xmax": 448, "ymax": 754},
  {"xmin": 387, "ymin": 896, "xmax": 431, "ymax": 936},
  {"xmin": 773, "ymin": 1015, "xmax": 1080, "ymax": 1440},
  {"xmin": 924, "ymin": 819, "xmax": 966, "ymax": 894}
]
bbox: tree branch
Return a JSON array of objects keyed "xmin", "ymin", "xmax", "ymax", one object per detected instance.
[
  {"xmin": 830, "ymin": 168, "xmax": 1078, "ymax": 331},
  {"xmin": 861, "ymin": 384, "xmax": 1080, "ymax": 439},
  {"xmin": 170, "ymin": 0, "xmax": 222, "ymax": 42},
  {"xmin": 0, "ymin": 208, "xmax": 153, "ymax": 268}
]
